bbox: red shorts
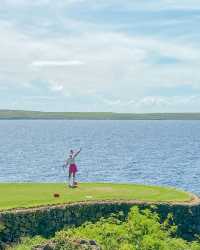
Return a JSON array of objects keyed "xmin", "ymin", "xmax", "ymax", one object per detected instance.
[{"xmin": 69, "ymin": 164, "xmax": 78, "ymax": 174}]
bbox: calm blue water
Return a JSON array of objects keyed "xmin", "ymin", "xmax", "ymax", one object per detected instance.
[{"xmin": 0, "ymin": 120, "xmax": 200, "ymax": 195}]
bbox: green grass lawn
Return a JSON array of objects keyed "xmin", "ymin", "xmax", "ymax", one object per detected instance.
[{"xmin": 0, "ymin": 183, "xmax": 192, "ymax": 211}]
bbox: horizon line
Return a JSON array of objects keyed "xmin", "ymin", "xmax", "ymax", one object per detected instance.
[{"xmin": 1, "ymin": 109, "xmax": 200, "ymax": 114}]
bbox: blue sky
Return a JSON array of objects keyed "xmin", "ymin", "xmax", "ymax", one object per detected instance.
[{"xmin": 0, "ymin": 0, "xmax": 200, "ymax": 112}]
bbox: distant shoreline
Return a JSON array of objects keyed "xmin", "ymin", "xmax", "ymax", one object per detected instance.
[{"xmin": 1, "ymin": 110, "xmax": 200, "ymax": 120}]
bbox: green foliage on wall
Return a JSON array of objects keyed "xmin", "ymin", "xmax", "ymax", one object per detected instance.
[
  {"xmin": 1, "ymin": 201, "xmax": 200, "ymax": 248},
  {"xmin": 9, "ymin": 207, "xmax": 200, "ymax": 250}
]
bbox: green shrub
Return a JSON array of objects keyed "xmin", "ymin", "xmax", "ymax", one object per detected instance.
[
  {"xmin": 8, "ymin": 236, "xmax": 45, "ymax": 250},
  {"xmin": 54, "ymin": 207, "xmax": 199, "ymax": 250},
  {"xmin": 10, "ymin": 207, "xmax": 200, "ymax": 250}
]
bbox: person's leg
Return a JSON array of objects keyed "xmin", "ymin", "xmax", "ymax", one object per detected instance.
[
  {"xmin": 72, "ymin": 172, "xmax": 76, "ymax": 186},
  {"xmin": 68, "ymin": 172, "xmax": 72, "ymax": 187}
]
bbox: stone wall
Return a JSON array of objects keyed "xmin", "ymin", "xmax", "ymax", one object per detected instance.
[{"xmin": 0, "ymin": 200, "xmax": 200, "ymax": 247}]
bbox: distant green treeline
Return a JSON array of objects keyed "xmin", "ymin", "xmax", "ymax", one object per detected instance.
[{"xmin": 1, "ymin": 110, "xmax": 200, "ymax": 120}]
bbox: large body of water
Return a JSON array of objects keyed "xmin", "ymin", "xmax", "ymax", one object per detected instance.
[{"xmin": 0, "ymin": 120, "xmax": 200, "ymax": 195}]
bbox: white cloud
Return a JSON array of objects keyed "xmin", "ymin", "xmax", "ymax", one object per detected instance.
[
  {"xmin": 0, "ymin": 10, "xmax": 200, "ymax": 112},
  {"xmin": 2, "ymin": 0, "xmax": 200, "ymax": 11},
  {"xmin": 31, "ymin": 60, "xmax": 85, "ymax": 67},
  {"xmin": 1, "ymin": 0, "xmax": 50, "ymax": 6},
  {"xmin": 94, "ymin": 95, "xmax": 200, "ymax": 113},
  {"xmin": 134, "ymin": 95, "xmax": 200, "ymax": 112},
  {"xmin": 50, "ymin": 84, "xmax": 63, "ymax": 92}
]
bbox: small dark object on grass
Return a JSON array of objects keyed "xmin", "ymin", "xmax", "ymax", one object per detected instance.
[
  {"xmin": 53, "ymin": 193, "xmax": 60, "ymax": 198},
  {"xmin": 69, "ymin": 185, "xmax": 78, "ymax": 189}
]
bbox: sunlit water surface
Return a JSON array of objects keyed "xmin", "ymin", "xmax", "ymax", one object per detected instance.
[{"xmin": 0, "ymin": 120, "xmax": 200, "ymax": 195}]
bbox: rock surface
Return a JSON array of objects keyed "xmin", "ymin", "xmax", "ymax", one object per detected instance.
[{"xmin": 32, "ymin": 239, "xmax": 100, "ymax": 250}]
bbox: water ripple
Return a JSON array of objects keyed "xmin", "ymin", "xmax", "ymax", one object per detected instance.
[{"xmin": 0, "ymin": 120, "xmax": 200, "ymax": 194}]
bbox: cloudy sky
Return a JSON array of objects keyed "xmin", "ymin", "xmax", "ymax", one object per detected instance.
[{"xmin": 0, "ymin": 0, "xmax": 200, "ymax": 112}]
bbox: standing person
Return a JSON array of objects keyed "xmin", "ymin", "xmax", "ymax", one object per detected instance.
[{"xmin": 65, "ymin": 148, "xmax": 81, "ymax": 187}]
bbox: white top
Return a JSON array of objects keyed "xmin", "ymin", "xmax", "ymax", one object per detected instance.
[
  {"xmin": 65, "ymin": 149, "xmax": 81, "ymax": 166},
  {"xmin": 66, "ymin": 156, "xmax": 75, "ymax": 165}
]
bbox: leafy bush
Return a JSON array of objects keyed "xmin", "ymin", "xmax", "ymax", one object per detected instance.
[
  {"xmin": 8, "ymin": 236, "xmax": 45, "ymax": 250},
  {"xmin": 10, "ymin": 207, "xmax": 200, "ymax": 250},
  {"xmin": 54, "ymin": 207, "xmax": 200, "ymax": 250}
]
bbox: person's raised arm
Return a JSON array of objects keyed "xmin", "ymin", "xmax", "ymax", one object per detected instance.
[{"xmin": 74, "ymin": 148, "xmax": 82, "ymax": 158}]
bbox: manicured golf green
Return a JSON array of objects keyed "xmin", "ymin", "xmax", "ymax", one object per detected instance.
[{"xmin": 0, "ymin": 183, "xmax": 192, "ymax": 211}]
